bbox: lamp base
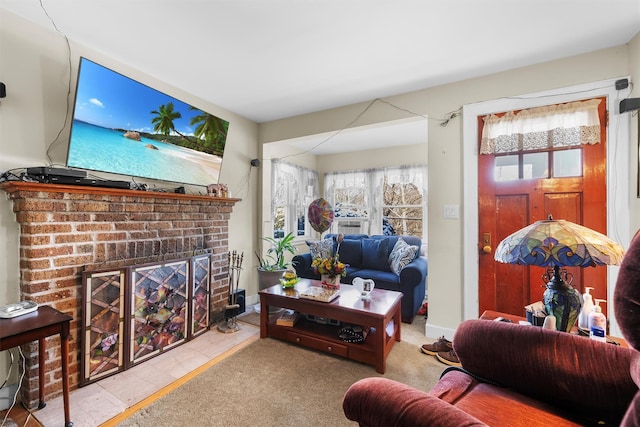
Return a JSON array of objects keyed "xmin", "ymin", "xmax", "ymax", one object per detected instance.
[{"xmin": 543, "ymin": 284, "xmax": 582, "ymax": 332}]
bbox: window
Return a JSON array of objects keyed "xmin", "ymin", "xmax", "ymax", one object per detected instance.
[
  {"xmin": 271, "ymin": 160, "xmax": 319, "ymax": 238},
  {"xmin": 483, "ymin": 99, "xmax": 599, "ymax": 183},
  {"xmin": 325, "ymin": 165, "xmax": 427, "ymax": 239},
  {"xmin": 494, "ymin": 147, "xmax": 583, "ymax": 181},
  {"xmin": 382, "ymin": 169, "xmax": 425, "ymax": 237},
  {"xmin": 326, "ymin": 171, "xmax": 370, "ymax": 234}
]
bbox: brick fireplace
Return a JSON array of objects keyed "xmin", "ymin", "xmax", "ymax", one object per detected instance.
[{"xmin": 1, "ymin": 181, "xmax": 239, "ymax": 409}]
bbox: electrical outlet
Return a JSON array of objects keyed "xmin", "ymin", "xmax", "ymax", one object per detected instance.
[{"xmin": 443, "ymin": 204, "xmax": 459, "ymax": 219}]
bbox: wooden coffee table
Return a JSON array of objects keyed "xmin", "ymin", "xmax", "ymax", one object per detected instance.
[{"xmin": 259, "ymin": 279, "xmax": 402, "ymax": 373}]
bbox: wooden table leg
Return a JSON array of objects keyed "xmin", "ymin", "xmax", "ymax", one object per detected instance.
[
  {"xmin": 37, "ymin": 337, "xmax": 46, "ymax": 409},
  {"xmin": 394, "ymin": 304, "xmax": 402, "ymax": 342},
  {"xmin": 259, "ymin": 295, "xmax": 268, "ymax": 338},
  {"xmin": 374, "ymin": 318, "xmax": 386, "ymax": 374},
  {"xmin": 60, "ymin": 326, "xmax": 73, "ymax": 427}
]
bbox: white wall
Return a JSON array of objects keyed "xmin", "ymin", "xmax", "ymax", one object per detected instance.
[
  {"xmin": 0, "ymin": 10, "xmax": 260, "ymax": 394},
  {"xmin": 260, "ymin": 40, "xmax": 639, "ymax": 338}
]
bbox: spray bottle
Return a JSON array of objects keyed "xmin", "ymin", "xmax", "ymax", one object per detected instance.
[
  {"xmin": 578, "ymin": 287, "xmax": 594, "ymax": 329},
  {"xmin": 588, "ymin": 299, "xmax": 607, "ymax": 342}
]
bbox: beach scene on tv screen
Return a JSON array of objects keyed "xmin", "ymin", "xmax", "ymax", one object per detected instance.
[{"xmin": 67, "ymin": 58, "xmax": 229, "ymax": 187}]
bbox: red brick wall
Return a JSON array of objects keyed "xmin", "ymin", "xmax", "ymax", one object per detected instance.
[{"xmin": 1, "ymin": 181, "xmax": 238, "ymax": 408}]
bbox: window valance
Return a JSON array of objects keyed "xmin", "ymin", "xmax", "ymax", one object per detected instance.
[
  {"xmin": 480, "ymin": 99, "xmax": 601, "ymax": 155},
  {"xmin": 271, "ymin": 159, "xmax": 318, "ymax": 220}
]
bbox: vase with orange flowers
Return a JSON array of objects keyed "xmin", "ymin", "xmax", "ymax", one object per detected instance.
[{"xmin": 312, "ymin": 253, "xmax": 347, "ymax": 289}]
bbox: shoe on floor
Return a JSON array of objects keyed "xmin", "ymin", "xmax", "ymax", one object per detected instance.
[
  {"xmin": 436, "ymin": 349, "xmax": 461, "ymax": 367},
  {"xmin": 420, "ymin": 336, "xmax": 452, "ymax": 355}
]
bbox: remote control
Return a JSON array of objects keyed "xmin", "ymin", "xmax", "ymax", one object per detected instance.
[{"xmin": 0, "ymin": 300, "xmax": 38, "ymax": 319}]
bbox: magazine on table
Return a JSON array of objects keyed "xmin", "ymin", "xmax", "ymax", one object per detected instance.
[{"xmin": 299, "ymin": 285, "xmax": 340, "ymax": 302}]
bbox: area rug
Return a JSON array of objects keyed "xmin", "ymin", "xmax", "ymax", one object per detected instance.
[
  {"xmin": 236, "ymin": 306, "xmax": 261, "ymax": 327},
  {"xmin": 115, "ymin": 315, "xmax": 444, "ymax": 426}
]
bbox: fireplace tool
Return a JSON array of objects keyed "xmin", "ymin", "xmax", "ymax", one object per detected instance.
[{"xmin": 218, "ymin": 250, "xmax": 244, "ymax": 333}]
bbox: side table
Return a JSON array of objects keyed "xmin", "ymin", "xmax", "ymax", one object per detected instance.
[
  {"xmin": 479, "ymin": 309, "xmax": 627, "ymax": 347},
  {"xmin": 0, "ymin": 305, "xmax": 73, "ymax": 427}
]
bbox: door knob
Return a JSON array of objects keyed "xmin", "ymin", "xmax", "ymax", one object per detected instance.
[{"xmin": 481, "ymin": 233, "xmax": 492, "ymax": 254}]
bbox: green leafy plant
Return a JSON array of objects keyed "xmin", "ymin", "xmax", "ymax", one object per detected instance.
[{"xmin": 255, "ymin": 232, "xmax": 297, "ymax": 271}]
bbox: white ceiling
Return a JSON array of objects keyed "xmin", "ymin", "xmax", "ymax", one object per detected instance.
[{"xmin": 2, "ymin": 0, "xmax": 639, "ymax": 153}]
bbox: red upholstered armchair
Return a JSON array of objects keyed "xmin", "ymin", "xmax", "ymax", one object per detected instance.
[{"xmin": 343, "ymin": 232, "xmax": 640, "ymax": 427}]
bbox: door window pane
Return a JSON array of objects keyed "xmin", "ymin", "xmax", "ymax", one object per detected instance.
[
  {"xmin": 523, "ymin": 152, "xmax": 548, "ymax": 179},
  {"xmin": 494, "ymin": 155, "xmax": 519, "ymax": 181},
  {"xmin": 553, "ymin": 149, "xmax": 582, "ymax": 177}
]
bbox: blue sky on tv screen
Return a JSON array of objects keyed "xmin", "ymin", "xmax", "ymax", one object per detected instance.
[{"xmin": 73, "ymin": 58, "xmax": 212, "ymax": 135}]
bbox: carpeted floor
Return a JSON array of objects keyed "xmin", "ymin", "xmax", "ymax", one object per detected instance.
[{"xmin": 116, "ymin": 312, "xmax": 444, "ymax": 426}]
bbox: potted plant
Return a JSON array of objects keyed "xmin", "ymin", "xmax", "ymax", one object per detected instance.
[{"xmin": 255, "ymin": 232, "xmax": 297, "ymax": 291}]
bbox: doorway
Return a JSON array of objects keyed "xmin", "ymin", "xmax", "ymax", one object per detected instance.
[
  {"xmin": 477, "ymin": 98, "xmax": 607, "ymax": 317},
  {"xmin": 462, "ymin": 79, "xmax": 631, "ymax": 336}
]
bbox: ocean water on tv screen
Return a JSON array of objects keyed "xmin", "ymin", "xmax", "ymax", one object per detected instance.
[{"xmin": 67, "ymin": 120, "xmax": 222, "ymax": 186}]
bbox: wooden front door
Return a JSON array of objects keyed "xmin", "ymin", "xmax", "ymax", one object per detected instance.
[{"xmin": 477, "ymin": 98, "xmax": 609, "ymax": 317}]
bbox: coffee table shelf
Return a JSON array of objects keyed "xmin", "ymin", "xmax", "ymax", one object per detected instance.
[{"xmin": 259, "ymin": 279, "xmax": 402, "ymax": 373}]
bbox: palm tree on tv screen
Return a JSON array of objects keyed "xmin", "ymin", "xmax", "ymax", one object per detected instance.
[
  {"xmin": 189, "ymin": 108, "xmax": 227, "ymax": 157},
  {"xmin": 150, "ymin": 102, "xmax": 186, "ymax": 138}
]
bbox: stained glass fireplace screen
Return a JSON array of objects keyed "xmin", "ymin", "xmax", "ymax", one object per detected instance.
[
  {"xmin": 82, "ymin": 268, "xmax": 126, "ymax": 385},
  {"xmin": 130, "ymin": 260, "xmax": 189, "ymax": 365},
  {"xmin": 191, "ymin": 254, "xmax": 211, "ymax": 337}
]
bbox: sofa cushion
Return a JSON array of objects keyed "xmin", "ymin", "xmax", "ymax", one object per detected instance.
[
  {"xmin": 388, "ymin": 237, "xmax": 419, "ymax": 274},
  {"xmin": 339, "ymin": 239, "xmax": 363, "ymax": 268},
  {"xmin": 442, "ymin": 379, "xmax": 594, "ymax": 426},
  {"xmin": 347, "ymin": 269, "xmax": 400, "ymax": 290},
  {"xmin": 362, "ymin": 238, "xmax": 391, "ymax": 271},
  {"xmin": 306, "ymin": 238, "xmax": 333, "ymax": 259}
]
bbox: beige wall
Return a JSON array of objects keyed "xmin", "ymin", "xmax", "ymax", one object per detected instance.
[{"xmin": 260, "ymin": 39, "xmax": 639, "ymax": 337}]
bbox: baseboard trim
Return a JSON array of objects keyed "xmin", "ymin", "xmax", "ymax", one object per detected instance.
[{"xmin": 425, "ymin": 322, "xmax": 456, "ymax": 342}]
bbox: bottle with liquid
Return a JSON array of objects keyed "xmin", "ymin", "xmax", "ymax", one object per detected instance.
[
  {"xmin": 588, "ymin": 299, "xmax": 607, "ymax": 342},
  {"xmin": 578, "ymin": 287, "xmax": 594, "ymax": 329}
]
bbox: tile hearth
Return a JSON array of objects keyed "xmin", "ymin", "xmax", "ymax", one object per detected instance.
[{"xmin": 33, "ymin": 322, "xmax": 259, "ymax": 427}]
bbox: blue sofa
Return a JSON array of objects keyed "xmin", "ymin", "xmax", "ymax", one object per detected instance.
[{"xmin": 292, "ymin": 234, "xmax": 427, "ymax": 323}]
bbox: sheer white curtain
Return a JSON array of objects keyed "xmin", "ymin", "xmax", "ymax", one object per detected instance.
[
  {"xmin": 324, "ymin": 164, "xmax": 427, "ymax": 237},
  {"xmin": 480, "ymin": 99, "xmax": 601, "ymax": 154},
  {"xmin": 324, "ymin": 170, "xmax": 371, "ymax": 234},
  {"xmin": 367, "ymin": 169, "xmax": 385, "ymax": 235},
  {"xmin": 271, "ymin": 160, "xmax": 319, "ymax": 236}
]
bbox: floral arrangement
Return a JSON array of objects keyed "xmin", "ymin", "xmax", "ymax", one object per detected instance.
[{"xmin": 312, "ymin": 254, "xmax": 347, "ymax": 278}]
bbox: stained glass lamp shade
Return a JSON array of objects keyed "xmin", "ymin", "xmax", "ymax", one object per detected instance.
[{"xmin": 494, "ymin": 217, "xmax": 624, "ymax": 332}]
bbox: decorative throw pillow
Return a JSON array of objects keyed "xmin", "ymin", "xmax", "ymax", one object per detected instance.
[
  {"xmin": 306, "ymin": 238, "xmax": 333, "ymax": 259},
  {"xmin": 388, "ymin": 237, "xmax": 419, "ymax": 275}
]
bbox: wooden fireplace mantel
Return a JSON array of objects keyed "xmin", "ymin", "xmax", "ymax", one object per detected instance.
[{"xmin": 0, "ymin": 181, "xmax": 241, "ymax": 204}]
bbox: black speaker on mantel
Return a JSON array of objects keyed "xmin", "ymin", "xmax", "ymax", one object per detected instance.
[{"xmin": 620, "ymin": 98, "xmax": 640, "ymax": 114}]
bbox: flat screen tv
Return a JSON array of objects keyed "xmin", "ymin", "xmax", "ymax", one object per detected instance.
[{"xmin": 66, "ymin": 57, "xmax": 229, "ymax": 187}]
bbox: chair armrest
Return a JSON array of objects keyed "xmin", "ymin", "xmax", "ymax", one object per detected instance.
[
  {"xmin": 399, "ymin": 255, "xmax": 428, "ymax": 286},
  {"xmin": 343, "ymin": 377, "xmax": 487, "ymax": 427},
  {"xmin": 455, "ymin": 319, "xmax": 637, "ymax": 422}
]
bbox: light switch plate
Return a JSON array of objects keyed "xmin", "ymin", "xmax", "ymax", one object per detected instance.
[{"xmin": 443, "ymin": 204, "xmax": 459, "ymax": 219}]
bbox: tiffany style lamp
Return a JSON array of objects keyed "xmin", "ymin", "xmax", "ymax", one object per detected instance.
[{"xmin": 494, "ymin": 216, "xmax": 624, "ymax": 332}]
